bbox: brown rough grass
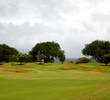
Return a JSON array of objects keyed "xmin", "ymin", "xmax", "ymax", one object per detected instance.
[
  {"xmin": 61, "ymin": 66, "xmax": 103, "ymax": 74},
  {"xmin": 0, "ymin": 67, "xmax": 28, "ymax": 73}
]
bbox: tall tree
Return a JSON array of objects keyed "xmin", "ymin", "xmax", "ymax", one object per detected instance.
[
  {"xmin": 0, "ymin": 44, "xmax": 18, "ymax": 63},
  {"xmin": 100, "ymin": 54, "xmax": 110, "ymax": 66},
  {"xmin": 17, "ymin": 53, "xmax": 28, "ymax": 65},
  {"xmin": 9, "ymin": 55, "xmax": 18, "ymax": 66},
  {"xmin": 58, "ymin": 50, "xmax": 65, "ymax": 63},
  {"xmin": 36, "ymin": 53, "xmax": 46, "ymax": 64},
  {"xmin": 82, "ymin": 40, "xmax": 110, "ymax": 65},
  {"xmin": 29, "ymin": 41, "xmax": 65, "ymax": 63}
]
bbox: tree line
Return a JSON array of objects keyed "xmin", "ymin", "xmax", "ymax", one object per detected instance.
[
  {"xmin": 0, "ymin": 41, "xmax": 65, "ymax": 65},
  {"xmin": 0, "ymin": 40, "xmax": 110, "ymax": 65}
]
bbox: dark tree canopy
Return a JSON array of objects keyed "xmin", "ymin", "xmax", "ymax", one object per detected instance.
[
  {"xmin": 0, "ymin": 44, "xmax": 19, "ymax": 62},
  {"xmin": 100, "ymin": 54, "xmax": 110, "ymax": 66},
  {"xmin": 29, "ymin": 41, "xmax": 65, "ymax": 63},
  {"xmin": 82, "ymin": 40, "xmax": 110, "ymax": 65},
  {"xmin": 17, "ymin": 53, "xmax": 29, "ymax": 65},
  {"xmin": 58, "ymin": 50, "xmax": 65, "ymax": 63},
  {"xmin": 36, "ymin": 53, "xmax": 46, "ymax": 64}
]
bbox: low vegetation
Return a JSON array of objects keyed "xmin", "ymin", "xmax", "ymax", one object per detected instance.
[{"xmin": 75, "ymin": 57, "xmax": 91, "ymax": 64}]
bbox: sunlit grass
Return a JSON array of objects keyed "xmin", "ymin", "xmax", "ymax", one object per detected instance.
[{"xmin": 0, "ymin": 62, "xmax": 110, "ymax": 100}]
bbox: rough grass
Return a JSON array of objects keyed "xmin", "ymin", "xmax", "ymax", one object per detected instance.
[{"xmin": 0, "ymin": 62, "xmax": 110, "ymax": 100}]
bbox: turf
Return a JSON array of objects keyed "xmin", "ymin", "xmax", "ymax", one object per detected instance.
[{"xmin": 0, "ymin": 62, "xmax": 110, "ymax": 100}]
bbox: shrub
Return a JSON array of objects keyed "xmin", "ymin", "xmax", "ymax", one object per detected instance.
[
  {"xmin": 75, "ymin": 57, "xmax": 91, "ymax": 64},
  {"xmin": 68, "ymin": 61, "xmax": 74, "ymax": 63}
]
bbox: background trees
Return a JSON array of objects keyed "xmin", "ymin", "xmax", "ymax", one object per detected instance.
[
  {"xmin": 36, "ymin": 53, "xmax": 46, "ymax": 64},
  {"xmin": 1, "ymin": 40, "xmax": 110, "ymax": 65},
  {"xmin": 82, "ymin": 40, "xmax": 110, "ymax": 65},
  {"xmin": 0, "ymin": 42, "xmax": 65, "ymax": 64},
  {"xmin": 17, "ymin": 53, "xmax": 32, "ymax": 65},
  {"xmin": 0, "ymin": 44, "xmax": 33, "ymax": 65},
  {"xmin": 0, "ymin": 44, "xmax": 18, "ymax": 63},
  {"xmin": 58, "ymin": 50, "xmax": 65, "ymax": 63},
  {"xmin": 29, "ymin": 41, "xmax": 65, "ymax": 63}
]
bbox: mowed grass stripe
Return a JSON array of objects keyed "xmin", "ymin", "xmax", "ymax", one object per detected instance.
[{"xmin": 0, "ymin": 78, "xmax": 109, "ymax": 100}]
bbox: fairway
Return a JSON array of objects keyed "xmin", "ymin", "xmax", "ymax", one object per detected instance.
[{"xmin": 0, "ymin": 63, "xmax": 110, "ymax": 100}]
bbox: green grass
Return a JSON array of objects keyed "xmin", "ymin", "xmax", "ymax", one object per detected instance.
[{"xmin": 0, "ymin": 62, "xmax": 110, "ymax": 100}]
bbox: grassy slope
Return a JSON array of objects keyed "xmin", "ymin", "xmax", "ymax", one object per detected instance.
[{"xmin": 0, "ymin": 62, "xmax": 110, "ymax": 100}]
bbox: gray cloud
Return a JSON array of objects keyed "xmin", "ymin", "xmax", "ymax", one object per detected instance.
[
  {"xmin": 0, "ymin": 0, "xmax": 20, "ymax": 17},
  {"xmin": 0, "ymin": 22, "xmax": 65, "ymax": 53},
  {"xmin": 0, "ymin": 0, "xmax": 110, "ymax": 58}
]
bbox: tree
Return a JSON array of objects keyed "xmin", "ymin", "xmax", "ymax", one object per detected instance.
[
  {"xmin": 17, "ymin": 53, "xmax": 27, "ymax": 65},
  {"xmin": 82, "ymin": 40, "xmax": 110, "ymax": 65},
  {"xmin": 9, "ymin": 55, "xmax": 18, "ymax": 66},
  {"xmin": 29, "ymin": 41, "xmax": 65, "ymax": 63},
  {"xmin": 26, "ymin": 55, "xmax": 33, "ymax": 62},
  {"xmin": 0, "ymin": 44, "xmax": 18, "ymax": 63},
  {"xmin": 58, "ymin": 50, "xmax": 65, "ymax": 63},
  {"xmin": 100, "ymin": 54, "xmax": 110, "ymax": 66},
  {"xmin": 36, "ymin": 53, "xmax": 46, "ymax": 64}
]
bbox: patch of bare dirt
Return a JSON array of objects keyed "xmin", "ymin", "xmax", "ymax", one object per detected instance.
[
  {"xmin": 61, "ymin": 66, "xmax": 78, "ymax": 70},
  {"xmin": 0, "ymin": 67, "xmax": 28, "ymax": 73}
]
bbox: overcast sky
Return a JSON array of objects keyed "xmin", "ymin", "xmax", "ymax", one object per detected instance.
[{"xmin": 0, "ymin": 0, "xmax": 110, "ymax": 58}]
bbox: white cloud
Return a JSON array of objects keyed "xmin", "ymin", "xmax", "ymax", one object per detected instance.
[{"xmin": 0, "ymin": 0, "xmax": 110, "ymax": 58}]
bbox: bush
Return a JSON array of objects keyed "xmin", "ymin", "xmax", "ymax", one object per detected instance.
[
  {"xmin": 68, "ymin": 61, "xmax": 74, "ymax": 63},
  {"xmin": 75, "ymin": 57, "xmax": 91, "ymax": 64}
]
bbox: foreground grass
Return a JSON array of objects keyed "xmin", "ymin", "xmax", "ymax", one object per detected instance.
[{"xmin": 0, "ymin": 62, "xmax": 110, "ymax": 100}]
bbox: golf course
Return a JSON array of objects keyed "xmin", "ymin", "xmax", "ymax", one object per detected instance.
[
  {"xmin": 1, "ymin": 0, "xmax": 110, "ymax": 99},
  {"xmin": 0, "ymin": 62, "xmax": 110, "ymax": 100}
]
